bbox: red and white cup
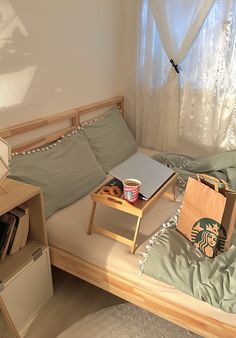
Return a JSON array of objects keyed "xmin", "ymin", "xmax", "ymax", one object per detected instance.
[{"xmin": 123, "ymin": 179, "xmax": 141, "ymax": 204}]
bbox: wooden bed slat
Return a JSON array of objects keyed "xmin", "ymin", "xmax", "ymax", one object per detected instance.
[
  {"xmin": 12, "ymin": 127, "xmax": 76, "ymax": 152},
  {"xmin": 50, "ymin": 245, "xmax": 236, "ymax": 338},
  {"xmin": 71, "ymin": 116, "xmax": 80, "ymax": 127},
  {"xmin": 0, "ymin": 96, "xmax": 124, "ymax": 139}
]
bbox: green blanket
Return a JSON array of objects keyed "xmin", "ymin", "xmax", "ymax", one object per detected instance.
[
  {"xmin": 142, "ymin": 228, "xmax": 236, "ymax": 313},
  {"xmin": 152, "ymin": 150, "xmax": 236, "ymax": 191},
  {"xmin": 143, "ymin": 150, "xmax": 236, "ymax": 312}
]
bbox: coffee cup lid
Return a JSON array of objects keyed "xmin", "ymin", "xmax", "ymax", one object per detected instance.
[{"xmin": 123, "ymin": 178, "xmax": 141, "ymax": 186}]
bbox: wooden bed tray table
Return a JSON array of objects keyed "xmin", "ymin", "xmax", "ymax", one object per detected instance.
[{"xmin": 88, "ymin": 174, "xmax": 177, "ymax": 253}]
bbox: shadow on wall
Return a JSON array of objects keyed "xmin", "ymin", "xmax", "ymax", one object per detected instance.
[
  {"xmin": 0, "ymin": 1, "xmax": 37, "ymax": 112},
  {"xmin": 0, "ymin": 0, "xmax": 72, "ymax": 125},
  {"xmin": 0, "ymin": 0, "xmax": 123, "ymax": 128}
]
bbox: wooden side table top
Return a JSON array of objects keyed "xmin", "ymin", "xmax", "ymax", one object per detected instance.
[{"xmin": 0, "ymin": 178, "xmax": 41, "ymax": 216}]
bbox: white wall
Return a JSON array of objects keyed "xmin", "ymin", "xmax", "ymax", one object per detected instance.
[
  {"xmin": 0, "ymin": 0, "xmax": 123, "ymax": 128},
  {"xmin": 120, "ymin": 0, "xmax": 142, "ymax": 137}
]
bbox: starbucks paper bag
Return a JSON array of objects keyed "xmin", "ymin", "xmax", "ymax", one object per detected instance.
[{"xmin": 177, "ymin": 177, "xmax": 226, "ymax": 257}]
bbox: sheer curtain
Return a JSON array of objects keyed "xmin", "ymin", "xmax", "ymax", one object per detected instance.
[{"xmin": 136, "ymin": 0, "xmax": 236, "ymax": 154}]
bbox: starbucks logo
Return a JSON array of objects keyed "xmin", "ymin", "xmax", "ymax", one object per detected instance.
[
  {"xmin": 126, "ymin": 191, "xmax": 134, "ymax": 199},
  {"xmin": 191, "ymin": 218, "xmax": 226, "ymax": 257}
]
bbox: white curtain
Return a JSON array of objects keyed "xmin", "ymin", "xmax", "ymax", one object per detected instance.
[
  {"xmin": 179, "ymin": 0, "xmax": 236, "ymax": 154},
  {"xmin": 136, "ymin": 0, "xmax": 236, "ymax": 154},
  {"xmin": 149, "ymin": 0, "xmax": 215, "ymax": 62}
]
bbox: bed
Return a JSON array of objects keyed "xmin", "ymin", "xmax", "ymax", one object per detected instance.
[{"xmin": 1, "ymin": 96, "xmax": 236, "ymax": 338}]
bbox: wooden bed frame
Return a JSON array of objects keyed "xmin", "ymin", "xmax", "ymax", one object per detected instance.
[{"xmin": 1, "ymin": 96, "xmax": 236, "ymax": 338}]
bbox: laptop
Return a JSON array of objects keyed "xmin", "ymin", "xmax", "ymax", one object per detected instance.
[{"xmin": 109, "ymin": 152, "xmax": 175, "ymax": 199}]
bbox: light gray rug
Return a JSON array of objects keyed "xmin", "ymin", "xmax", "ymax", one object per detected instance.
[{"xmin": 57, "ymin": 303, "xmax": 201, "ymax": 338}]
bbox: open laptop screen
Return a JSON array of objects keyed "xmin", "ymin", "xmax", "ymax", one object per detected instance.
[{"xmin": 109, "ymin": 152, "xmax": 175, "ymax": 199}]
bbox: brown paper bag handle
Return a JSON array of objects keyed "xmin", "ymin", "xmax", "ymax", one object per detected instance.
[
  {"xmin": 218, "ymin": 178, "xmax": 230, "ymax": 191},
  {"xmin": 196, "ymin": 174, "xmax": 230, "ymax": 192},
  {"xmin": 196, "ymin": 174, "xmax": 219, "ymax": 191}
]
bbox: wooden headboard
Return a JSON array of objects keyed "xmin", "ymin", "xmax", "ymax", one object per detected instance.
[{"xmin": 0, "ymin": 96, "xmax": 124, "ymax": 153}]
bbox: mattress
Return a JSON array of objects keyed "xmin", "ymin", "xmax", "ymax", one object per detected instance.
[{"xmin": 46, "ymin": 147, "xmax": 236, "ymax": 328}]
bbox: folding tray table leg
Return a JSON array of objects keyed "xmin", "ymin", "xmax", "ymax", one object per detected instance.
[
  {"xmin": 172, "ymin": 182, "xmax": 176, "ymax": 201},
  {"xmin": 87, "ymin": 201, "xmax": 97, "ymax": 235},
  {"xmin": 131, "ymin": 216, "xmax": 142, "ymax": 254}
]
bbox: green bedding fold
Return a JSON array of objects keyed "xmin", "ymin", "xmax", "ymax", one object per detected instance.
[
  {"xmin": 143, "ymin": 228, "xmax": 236, "ymax": 313},
  {"xmin": 152, "ymin": 150, "xmax": 236, "ymax": 191}
]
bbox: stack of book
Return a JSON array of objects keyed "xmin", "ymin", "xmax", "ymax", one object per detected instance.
[{"xmin": 0, "ymin": 205, "xmax": 29, "ymax": 260}]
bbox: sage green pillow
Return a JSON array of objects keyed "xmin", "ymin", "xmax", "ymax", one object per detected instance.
[
  {"xmin": 82, "ymin": 108, "xmax": 137, "ymax": 172},
  {"xmin": 9, "ymin": 130, "xmax": 105, "ymax": 219}
]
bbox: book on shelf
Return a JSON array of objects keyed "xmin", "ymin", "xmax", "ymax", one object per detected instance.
[
  {"xmin": 0, "ymin": 214, "xmax": 17, "ymax": 260},
  {"xmin": 8, "ymin": 205, "xmax": 29, "ymax": 255},
  {"xmin": 0, "ymin": 221, "xmax": 10, "ymax": 253}
]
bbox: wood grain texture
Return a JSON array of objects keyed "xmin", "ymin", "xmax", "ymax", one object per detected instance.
[
  {"xmin": 89, "ymin": 174, "xmax": 177, "ymax": 253},
  {"xmin": 2, "ymin": 96, "xmax": 124, "ymax": 152},
  {"xmin": 12, "ymin": 127, "xmax": 76, "ymax": 153},
  {"xmin": 0, "ymin": 179, "xmax": 41, "ymax": 217},
  {"xmin": 0, "ymin": 96, "xmax": 124, "ymax": 139},
  {"xmin": 50, "ymin": 245, "xmax": 236, "ymax": 338},
  {"xmin": 91, "ymin": 224, "xmax": 134, "ymax": 247},
  {"xmin": 91, "ymin": 174, "xmax": 177, "ymax": 218}
]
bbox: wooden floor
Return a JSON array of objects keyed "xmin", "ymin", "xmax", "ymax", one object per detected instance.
[{"xmin": 25, "ymin": 267, "xmax": 124, "ymax": 338}]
